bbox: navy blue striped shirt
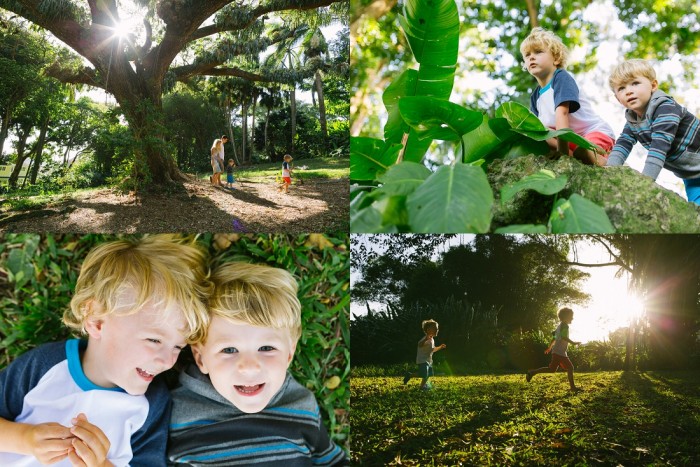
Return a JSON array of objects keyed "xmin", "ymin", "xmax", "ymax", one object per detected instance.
[{"xmin": 607, "ymin": 90, "xmax": 700, "ymax": 180}]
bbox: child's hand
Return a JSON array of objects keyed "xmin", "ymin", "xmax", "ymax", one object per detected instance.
[
  {"xmin": 439, "ymin": 344, "xmax": 447, "ymax": 350},
  {"xmin": 67, "ymin": 414, "xmax": 112, "ymax": 467},
  {"xmin": 23, "ymin": 422, "xmax": 74, "ymax": 464},
  {"xmin": 544, "ymin": 347, "xmax": 552, "ymax": 354}
]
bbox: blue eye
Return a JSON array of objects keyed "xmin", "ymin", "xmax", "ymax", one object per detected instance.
[
  {"xmin": 221, "ymin": 347, "xmax": 238, "ymax": 354},
  {"xmin": 259, "ymin": 346, "xmax": 276, "ymax": 352}
]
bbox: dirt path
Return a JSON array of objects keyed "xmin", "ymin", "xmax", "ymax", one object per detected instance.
[{"xmin": 0, "ymin": 176, "xmax": 348, "ymax": 233}]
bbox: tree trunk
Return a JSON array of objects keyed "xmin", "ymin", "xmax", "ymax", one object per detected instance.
[
  {"xmin": 110, "ymin": 80, "xmax": 185, "ymax": 186},
  {"xmin": 8, "ymin": 130, "xmax": 29, "ymax": 189},
  {"xmin": 525, "ymin": 0, "xmax": 539, "ymax": 28},
  {"xmin": 264, "ymin": 107, "xmax": 270, "ymax": 158},
  {"xmin": 241, "ymin": 100, "xmax": 248, "ymax": 164},
  {"xmin": 250, "ymin": 94, "xmax": 257, "ymax": 161},
  {"xmin": 314, "ymin": 70, "xmax": 328, "ymax": 151},
  {"xmin": 288, "ymin": 53, "xmax": 296, "ymax": 154},
  {"xmin": 0, "ymin": 106, "xmax": 13, "ymax": 162},
  {"xmin": 29, "ymin": 115, "xmax": 50, "ymax": 185}
]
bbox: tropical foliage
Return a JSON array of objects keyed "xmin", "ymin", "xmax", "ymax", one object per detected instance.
[{"xmin": 350, "ymin": 0, "xmax": 615, "ymax": 233}]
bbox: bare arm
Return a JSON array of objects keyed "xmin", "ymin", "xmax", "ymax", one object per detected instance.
[
  {"xmin": 554, "ymin": 103, "xmax": 571, "ymax": 155},
  {"xmin": 0, "ymin": 417, "xmax": 74, "ymax": 463}
]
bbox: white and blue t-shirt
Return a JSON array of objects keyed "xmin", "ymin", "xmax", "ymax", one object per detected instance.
[
  {"xmin": 0, "ymin": 339, "xmax": 170, "ymax": 466},
  {"xmin": 530, "ymin": 68, "xmax": 614, "ymax": 139}
]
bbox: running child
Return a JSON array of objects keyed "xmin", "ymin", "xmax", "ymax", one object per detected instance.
[
  {"xmin": 403, "ymin": 319, "xmax": 446, "ymax": 390},
  {"xmin": 526, "ymin": 307, "xmax": 581, "ymax": 391}
]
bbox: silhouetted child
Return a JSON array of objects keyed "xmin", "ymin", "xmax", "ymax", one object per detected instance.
[
  {"xmin": 527, "ymin": 307, "xmax": 581, "ymax": 391},
  {"xmin": 403, "ymin": 319, "xmax": 446, "ymax": 390}
]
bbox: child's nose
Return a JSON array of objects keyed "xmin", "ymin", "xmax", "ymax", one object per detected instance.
[{"xmin": 237, "ymin": 354, "xmax": 262, "ymax": 373}]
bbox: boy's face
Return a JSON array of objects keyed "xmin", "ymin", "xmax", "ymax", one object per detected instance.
[
  {"xmin": 192, "ymin": 316, "xmax": 296, "ymax": 413},
  {"xmin": 83, "ymin": 294, "xmax": 187, "ymax": 396},
  {"xmin": 613, "ymin": 75, "xmax": 658, "ymax": 117},
  {"xmin": 425, "ymin": 326, "xmax": 437, "ymax": 338},
  {"xmin": 523, "ymin": 47, "xmax": 559, "ymax": 82}
]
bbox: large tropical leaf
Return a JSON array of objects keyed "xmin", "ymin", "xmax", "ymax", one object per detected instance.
[
  {"xmin": 406, "ymin": 163, "xmax": 493, "ymax": 232},
  {"xmin": 500, "ymin": 169, "xmax": 568, "ymax": 204},
  {"xmin": 376, "ymin": 162, "xmax": 432, "ymax": 197},
  {"xmin": 350, "ymin": 137, "xmax": 403, "ymax": 182},
  {"xmin": 398, "ymin": 96, "xmax": 483, "ymax": 141},
  {"xmin": 496, "ymin": 102, "xmax": 604, "ymax": 152},
  {"xmin": 382, "ymin": 0, "xmax": 460, "ymax": 163},
  {"xmin": 549, "ymin": 194, "xmax": 616, "ymax": 233}
]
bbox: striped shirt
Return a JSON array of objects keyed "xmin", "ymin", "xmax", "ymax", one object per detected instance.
[
  {"xmin": 168, "ymin": 365, "xmax": 348, "ymax": 466},
  {"xmin": 607, "ymin": 90, "xmax": 700, "ymax": 180}
]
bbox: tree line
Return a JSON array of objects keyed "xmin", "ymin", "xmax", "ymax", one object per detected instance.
[
  {"xmin": 0, "ymin": 2, "xmax": 348, "ymax": 192},
  {"xmin": 351, "ymin": 235, "xmax": 700, "ymax": 371}
]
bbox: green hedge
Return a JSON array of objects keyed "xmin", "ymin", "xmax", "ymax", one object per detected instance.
[{"xmin": 0, "ymin": 233, "xmax": 349, "ymax": 450}]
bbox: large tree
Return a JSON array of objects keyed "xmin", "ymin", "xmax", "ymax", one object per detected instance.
[{"xmin": 0, "ymin": 0, "xmax": 344, "ymax": 188}]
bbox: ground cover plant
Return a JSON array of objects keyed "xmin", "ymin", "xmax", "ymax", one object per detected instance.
[{"xmin": 351, "ymin": 370, "xmax": 700, "ymax": 466}]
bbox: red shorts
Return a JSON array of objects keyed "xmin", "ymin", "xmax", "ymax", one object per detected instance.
[
  {"xmin": 568, "ymin": 131, "xmax": 614, "ymax": 158},
  {"xmin": 548, "ymin": 353, "xmax": 574, "ymax": 371},
  {"xmin": 283, "ymin": 177, "xmax": 292, "ymax": 184}
]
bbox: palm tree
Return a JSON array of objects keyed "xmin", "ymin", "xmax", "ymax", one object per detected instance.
[{"xmin": 302, "ymin": 27, "xmax": 329, "ymax": 148}]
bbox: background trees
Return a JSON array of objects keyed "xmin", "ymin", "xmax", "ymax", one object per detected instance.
[
  {"xmin": 351, "ymin": 235, "xmax": 700, "ymax": 372},
  {"xmin": 0, "ymin": 0, "xmax": 348, "ymax": 191}
]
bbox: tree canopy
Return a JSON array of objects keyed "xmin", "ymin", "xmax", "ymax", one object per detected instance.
[{"xmin": 1, "ymin": 0, "xmax": 348, "ymax": 189}]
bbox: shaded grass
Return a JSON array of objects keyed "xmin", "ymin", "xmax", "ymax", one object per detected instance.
[{"xmin": 351, "ymin": 371, "xmax": 700, "ymax": 466}]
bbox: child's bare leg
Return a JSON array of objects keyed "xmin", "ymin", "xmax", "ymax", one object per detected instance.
[
  {"xmin": 567, "ymin": 369, "xmax": 576, "ymax": 390},
  {"xmin": 530, "ymin": 366, "xmax": 555, "ymax": 377},
  {"xmin": 420, "ymin": 377, "xmax": 428, "ymax": 388}
]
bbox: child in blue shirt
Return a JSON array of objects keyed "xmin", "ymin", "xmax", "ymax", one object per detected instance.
[
  {"xmin": 521, "ymin": 28, "xmax": 615, "ymax": 166},
  {"xmin": 0, "ymin": 235, "xmax": 210, "ymax": 466}
]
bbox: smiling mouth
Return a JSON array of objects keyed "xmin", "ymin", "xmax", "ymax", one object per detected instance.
[
  {"xmin": 235, "ymin": 383, "xmax": 265, "ymax": 396},
  {"xmin": 137, "ymin": 368, "xmax": 155, "ymax": 381}
]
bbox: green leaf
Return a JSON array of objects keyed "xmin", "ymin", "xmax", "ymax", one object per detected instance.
[
  {"xmin": 406, "ymin": 163, "xmax": 493, "ymax": 232},
  {"xmin": 495, "ymin": 224, "xmax": 549, "ymax": 233},
  {"xmin": 500, "ymin": 170, "xmax": 568, "ymax": 204},
  {"xmin": 350, "ymin": 137, "xmax": 403, "ymax": 182},
  {"xmin": 350, "ymin": 205, "xmax": 397, "ymax": 233},
  {"xmin": 496, "ymin": 102, "xmax": 547, "ymax": 132},
  {"xmin": 462, "ymin": 115, "xmax": 504, "ymax": 163},
  {"xmin": 376, "ymin": 162, "xmax": 431, "ymax": 196},
  {"xmin": 399, "ymin": 97, "xmax": 483, "ymax": 141},
  {"xmin": 549, "ymin": 194, "xmax": 616, "ymax": 233},
  {"xmin": 381, "ymin": 0, "xmax": 460, "ymax": 163}
]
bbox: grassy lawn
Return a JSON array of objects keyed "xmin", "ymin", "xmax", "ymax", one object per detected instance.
[
  {"xmin": 203, "ymin": 157, "xmax": 349, "ymax": 182},
  {"xmin": 351, "ymin": 371, "xmax": 700, "ymax": 466}
]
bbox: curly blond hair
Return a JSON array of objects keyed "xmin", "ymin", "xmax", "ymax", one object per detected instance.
[
  {"xmin": 206, "ymin": 262, "xmax": 301, "ymax": 345},
  {"xmin": 608, "ymin": 59, "xmax": 656, "ymax": 91},
  {"xmin": 520, "ymin": 27, "xmax": 569, "ymax": 69},
  {"xmin": 64, "ymin": 235, "xmax": 212, "ymax": 344}
]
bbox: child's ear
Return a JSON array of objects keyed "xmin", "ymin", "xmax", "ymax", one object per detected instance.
[
  {"xmin": 191, "ymin": 344, "xmax": 209, "ymax": 374},
  {"xmin": 83, "ymin": 300, "xmax": 105, "ymax": 339},
  {"xmin": 651, "ymin": 79, "xmax": 659, "ymax": 92}
]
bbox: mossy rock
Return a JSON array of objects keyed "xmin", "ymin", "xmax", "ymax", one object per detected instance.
[{"xmin": 487, "ymin": 155, "xmax": 700, "ymax": 233}]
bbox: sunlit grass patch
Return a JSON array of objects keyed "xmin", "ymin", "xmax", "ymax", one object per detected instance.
[{"xmin": 351, "ymin": 371, "xmax": 700, "ymax": 465}]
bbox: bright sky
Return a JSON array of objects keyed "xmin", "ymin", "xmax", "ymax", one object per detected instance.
[{"xmin": 350, "ymin": 235, "xmax": 643, "ymax": 343}]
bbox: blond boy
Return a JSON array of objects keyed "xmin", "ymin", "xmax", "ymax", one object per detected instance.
[
  {"xmin": 403, "ymin": 319, "xmax": 446, "ymax": 390},
  {"xmin": 168, "ymin": 262, "xmax": 347, "ymax": 466},
  {"xmin": 606, "ymin": 59, "xmax": 700, "ymax": 204},
  {"xmin": 521, "ymin": 28, "xmax": 615, "ymax": 166},
  {"xmin": 0, "ymin": 235, "xmax": 210, "ymax": 466}
]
